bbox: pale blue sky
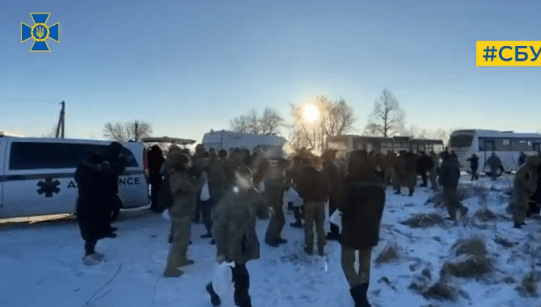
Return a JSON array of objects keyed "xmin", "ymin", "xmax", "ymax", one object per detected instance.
[{"xmin": 2, "ymin": 0, "xmax": 541, "ymax": 143}]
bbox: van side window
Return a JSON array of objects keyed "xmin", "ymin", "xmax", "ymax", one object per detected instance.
[{"xmin": 9, "ymin": 142, "xmax": 138, "ymax": 170}]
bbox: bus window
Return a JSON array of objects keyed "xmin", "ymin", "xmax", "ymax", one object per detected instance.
[
  {"xmin": 485, "ymin": 141, "xmax": 495, "ymax": 152},
  {"xmin": 450, "ymin": 134, "xmax": 473, "ymax": 148},
  {"xmin": 512, "ymin": 139, "xmax": 532, "ymax": 151},
  {"xmin": 534, "ymin": 143, "xmax": 541, "ymax": 152}
]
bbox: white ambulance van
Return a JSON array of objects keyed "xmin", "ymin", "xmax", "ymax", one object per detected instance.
[{"xmin": 0, "ymin": 135, "xmax": 150, "ymax": 219}]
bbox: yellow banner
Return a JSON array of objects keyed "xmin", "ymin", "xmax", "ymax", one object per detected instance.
[{"xmin": 476, "ymin": 41, "xmax": 541, "ymax": 66}]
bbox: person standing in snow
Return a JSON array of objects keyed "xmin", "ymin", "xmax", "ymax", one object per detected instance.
[
  {"xmin": 206, "ymin": 165, "xmax": 269, "ymax": 307},
  {"xmin": 321, "ymin": 149, "xmax": 341, "ymax": 241},
  {"xmin": 200, "ymin": 149, "xmax": 228, "ymax": 240},
  {"xmin": 518, "ymin": 152, "xmax": 527, "ymax": 167},
  {"xmin": 264, "ymin": 156, "xmax": 289, "ymax": 247},
  {"xmin": 466, "ymin": 153, "xmax": 479, "ymax": 181},
  {"xmin": 162, "ymin": 152, "xmax": 206, "ymax": 277},
  {"xmin": 337, "ymin": 149, "xmax": 385, "ymax": 307},
  {"xmin": 439, "ymin": 153, "xmax": 467, "ymax": 220},
  {"xmin": 428, "ymin": 151, "xmax": 439, "ymax": 190},
  {"xmin": 511, "ymin": 155, "xmax": 541, "ymax": 228},
  {"xmin": 148, "ymin": 145, "xmax": 165, "ymax": 213},
  {"xmin": 416, "ymin": 151, "xmax": 434, "ymax": 188},
  {"xmin": 286, "ymin": 154, "xmax": 304, "ymax": 228},
  {"xmin": 295, "ymin": 155, "xmax": 331, "ymax": 256},
  {"xmin": 402, "ymin": 151, "xmax": 417, "ymax": 196},
  {"xmin": 486, "ymin": 152, "xmax": 502, "ymax": 180},
  {"xmin": 75, "ymin": 143, "xmax": 126, "ymax": 265},
  {"xmin": 383, "ymin": 150, "xmax": 397, "ymax": 188}
]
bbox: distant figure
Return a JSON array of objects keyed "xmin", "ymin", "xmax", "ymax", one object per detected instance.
[
  {"xmin": 206, "ymin": 166, "xmax": 269, "ymax": 307},
  {"xmin": 338, "ymin": 149, "xmax": 385, "ymax": 307},
  {"xmin": 403, "ymin": 151, "xmax": 417, "ymax": 196},
  {"xmin": 439, "ymin": 153, "xmax": 468, "ymax": 220},
  {"xmin": 428, "ymin": 151, "xmax": 439, "ymax": 190},
  {"xmin": 148, "ymin": 145, "xmax": 165, "ymax": 213},
  {"xmin": 486, "ymin": 152, "xmax": 502, "ymax": 180},
  {"xmin": 518, "ymin": 152, "xmax": 527, "ymax": 167},
  {"xmin": 321, "ymin": 149, "xmax": 341, "ymax": 241},
  {"xmin": 295, "ymin": 155, "xmax": 331, "ymax": 256},
  {"xmin": 383, "ymin": 151, "xmax": 397, "ymax": 188},
  {"xmin": 466, "ymin": 154, "xmax": 479, "ymax": 181}
]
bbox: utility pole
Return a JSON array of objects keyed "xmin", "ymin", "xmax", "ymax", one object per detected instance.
[{"xmin": 55, "ymin": 101, "xmax": 65, "ymax": 138}]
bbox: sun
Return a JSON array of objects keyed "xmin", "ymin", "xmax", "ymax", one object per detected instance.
[{"xmin": 304, "ymin": 104, "xmax": 319, "ymax": 122}]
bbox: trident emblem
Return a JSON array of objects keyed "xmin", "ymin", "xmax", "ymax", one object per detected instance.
[{"xmin": 21, "ymin": 13, "xmax": 60, "ymax": 52}]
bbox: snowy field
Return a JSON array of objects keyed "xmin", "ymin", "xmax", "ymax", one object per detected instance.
[{"xmin": 1, "ymin": 174, "xmax": 541, "ymax": 307}]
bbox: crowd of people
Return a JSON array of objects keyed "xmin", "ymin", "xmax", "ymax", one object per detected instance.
[{"xmin": 74, "ymin": 142, "xmax": 541, "ymax": 307}]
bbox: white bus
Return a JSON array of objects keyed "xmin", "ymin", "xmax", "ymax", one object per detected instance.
[
  {"xmin": 449, "ymin": 129, "xmax": 541, "ymax": 175},
  {"xmin": 327, "ymin": 135, "xmax": 444, "ymax": 159},
  {"xmin": 202, "ymin": 130, "xmax": 287, "ymax": 158}
]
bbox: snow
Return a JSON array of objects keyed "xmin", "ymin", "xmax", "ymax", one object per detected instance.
[{"xmin": 1, "ymin": 174, "xmax": 541, "ymax": 307}]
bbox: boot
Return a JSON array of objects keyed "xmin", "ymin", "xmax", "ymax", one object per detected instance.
[
  {"xmin": 200, "ymin": 233, "xmax": 213, "ymax": 239},
  {"xmin": 290, "ymin": 221, "xmax": 303, "ymax": 228},
  {"xmin": 82, "ymin": 253, "xmax": 103, "ymax": 266},
  {"xmin": 350, "ymin": 284, "xmax": 371, "ymax": 307},
  {"xmin": 408, "ymin": 189, "xmax": 414, "ymax": 196},
  {"xmin": 206, "ymin": 283, "xmax": 221, "ymax": 307},
  {"xmin": 163, "ymin": 266, "xmax": 183, "ymax": 277},
  {"xmin": 177, "ymin": 258, "xmax": 195, "ymax": 267},
  {"xmin": 394, "ymin": 188, "xmax": 401, "ymax": 195}
]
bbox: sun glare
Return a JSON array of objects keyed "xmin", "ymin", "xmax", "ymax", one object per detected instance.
[{"xmin": 304, "ymin": 104, "xmax": 319, "ymax": 122}]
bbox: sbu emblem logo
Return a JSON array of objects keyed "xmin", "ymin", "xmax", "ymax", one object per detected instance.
[{"xmin": 21, "ymin": 13, "xmax": 60, "ymax": 52}]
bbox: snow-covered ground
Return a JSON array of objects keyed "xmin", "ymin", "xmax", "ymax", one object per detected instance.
[{"xmin": 1, "ymin": 174, "xmax": 541, "ymax": 307}]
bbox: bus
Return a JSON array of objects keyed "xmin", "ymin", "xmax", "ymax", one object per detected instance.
[
  {"xmin": 202, "ymin": 130, "xmax": 287, "ymax": 158},
  {"xmin": 327, "ymin": 135, "xmax": 444, "ymax": 159},
  {"xmin": 449, "ymin": 129, "xmax": 541, "ymax": 175}
]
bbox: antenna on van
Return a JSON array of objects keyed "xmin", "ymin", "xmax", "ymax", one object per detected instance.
[{"xmin": 55, "ymin": 101, "xmax": 65, "ymax": 139}]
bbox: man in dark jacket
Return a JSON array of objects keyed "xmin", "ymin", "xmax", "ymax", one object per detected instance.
[
  {"xmin": 338, "ymin": 150, "xmax": 384, "ymax": 307},
  {"xmin": 295, "ymin": 156, "xmax": 330, "ymax": 255},
  {"xmin": 75, "ymin": 142, "xmax": 126, "ymax": 265},
  {"xmin": 466, "ymin": 154, "xmax": 479, "ymax": 181},
  {"xmin": 439, "ymin": 154, "xmax": 467, "ymax": 220},
  {"xmin": 148, "ymin": 145, "xmax": 165, "ymax": 212},
  {"xmin": 416, "ymin": 151, "xmax": 434, "ymax": 188},
  {"xmin": 486, "ymin": 152, "xmax": 502, "ymax": 181},
  {"xmin": 322, "ymin": 150, "xmax": 340, "ymax": 241}
]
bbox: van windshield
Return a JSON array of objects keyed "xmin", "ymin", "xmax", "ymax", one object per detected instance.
[{"xmin": 9, "ymin": 142, "xmax": 138, "ymax": 170}]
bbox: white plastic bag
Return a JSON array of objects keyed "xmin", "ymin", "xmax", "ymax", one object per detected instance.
[
  {"xmin": 329, "ymin": 209, "xmax": 342, "ymax": 231},
  {"xmin": 212, "ymin": 262, "xmax": 235, "ymax": 297},
  {"xmin": 283, "ymin": 187, "xmax": 303, "ymax": 207},
  {"xmin": 200, "ymin": 181, "xmax": 210, "ymax": 201},
  {"xmin": 161, "ymin": 209, "xmax": 171, "ymax": 221}
]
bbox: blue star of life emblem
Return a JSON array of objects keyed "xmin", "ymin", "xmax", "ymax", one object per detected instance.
[{"xmin": 21, "ymin": 13, "xmax": 60, "ymax": 52}]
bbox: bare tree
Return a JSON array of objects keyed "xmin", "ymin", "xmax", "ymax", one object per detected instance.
[
  {"xmin": 103, "ymin": 122, "xmax": 127, "ymax": 142},
  {"xmin": 230, "ymin": 108, "xmax": 285, "ymax": 135},
  {"xmin": 289, "ymin": 96, "xmax": 356, "ymax": 153},
  {"xmin": 103, "ymin": 120, "xmax": 152, "ymax": 142},
  {"xmin": 259, "ymin": 107, "xmax": 285, "ymax": 135},
  {"xmin": 363, "ymin": 89, "xmax": 405, "ymax": 137}
]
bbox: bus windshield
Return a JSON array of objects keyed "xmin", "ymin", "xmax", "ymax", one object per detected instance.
[{"xmin": 450, "ymin": 135, "xmax": 474, "ymax": 148}]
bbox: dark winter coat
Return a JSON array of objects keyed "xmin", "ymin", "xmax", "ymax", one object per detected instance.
[
  {"xmin": 75, "ymin": 153, "xmax": 115, "ymax": 241},
  {"xmin": 147, "ymin": 146, "xmax": 165, "ymax": 185},
  {"xmin": 295, "ymin": 166, "xmax": 331, "ymax": 203},
  {"xmin": 466, "ymin": 155, "xmax": 479, "ymax": 171},
  {"xmin": 487, "ymin": 154, "xmax": 502, "ymax": 170},
  {"xmin": 322, "ymin": 161, "xmax": 340, "ymax": 200},
  {"xmin": 212, "ymin": 187, "xmax": 269, "ymax": 264},
  {"xmin": 438, "ymin": 157, "xmax": 461, "ymax": 189},
  {"xmin": 416, "ymin": 154, "xmax": 434, "ymax": 176},
  {"xmin": 338, "ymin": 172, "xmax": 385, "ymax": 249}
]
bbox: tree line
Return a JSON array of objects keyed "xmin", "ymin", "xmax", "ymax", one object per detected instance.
[{"xmin": 101, "ymin": 90, "xmax": 452, "ymax": 150}]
